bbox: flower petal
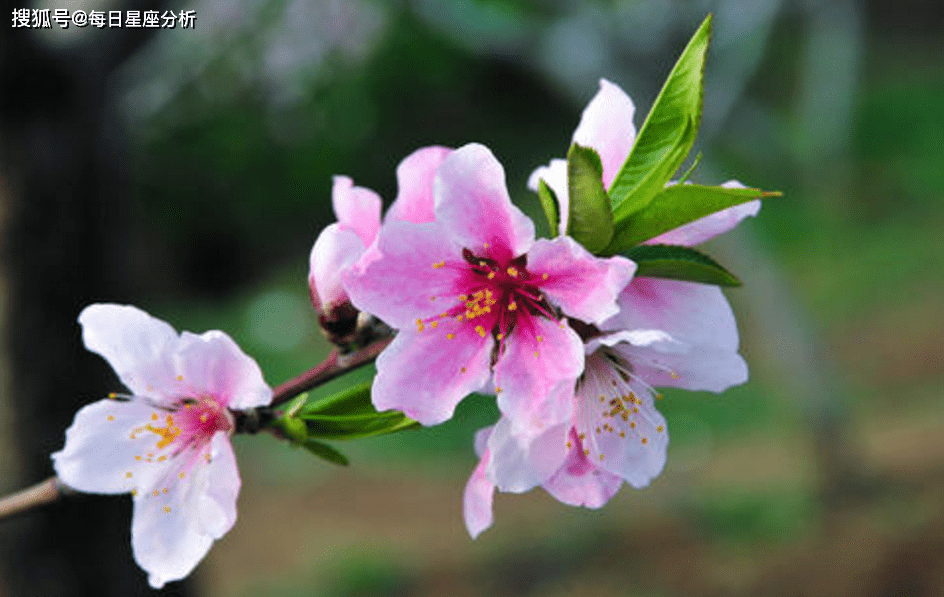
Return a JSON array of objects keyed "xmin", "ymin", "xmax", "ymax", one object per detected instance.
[
  {"xmin": 464, "ymin": 431, "xmax": 496, "ymax": 539},
  {"xmin": 79, "ymin": 304, "xmax": 180, "ymax": 399},
  {"xmin": 371, "ymin": 323, "xmax": 493, "ymax": 425},
  {"xmin": 543, "ymin": 428, "xmax": 623, "ymax": 508},
  {"xmin": 572, "ymin": 78, "xmax": 637, "ymax": 189},
  {"xmin": 309, "ymin": 224, "xmax": 365, "ymax": 313},
  {"xmin": 130, "ymin": 446, "xmax": 217, "ymax": 589},
  {"xmin": 434, "ymin": 143, "xmax": 535, "ymax": 260},
  {"xmin": 343, "ymin": 220, "xmax": 465, "ymax": 329},
  {"xmin": 575, "ymin": 352, "xmax": 668, "ymax": 489},
  {"xmin": 331, "ymin": 176, "xmax": 382, "ymax": 247},
  {"xmin": 495, "ymin": 317, "xmax": 583, "ymax": 438},
  {"xmin": 645, "ymin": 182, "xmax": 760, "ymax": 246},
  {"xmin": 386, "ymin": 146, "xmax": 453, "ymax": 224},
  {"xmin": 52, "ymin": 399, "xmax": 174, "ymax": 495},
  {"xmin": 615, "ymin": 340, "xmax": 748, "ymax": 394},
  {"xmin": 526, "ymin": 158, "xmax": 568, "ymax": 235},
  {"xmin": 173, "ymin": 331, "xmax": 272, "ymax": 410},
  {"xmin": 485, "ymin": 417, "xmax": 569, "ymax": 493},
  {"xmin": 196, "ymin": 432, "xmax": 240, "ymax": 538},
  {"xmin": 528, "ymin": 237, "xmax": 636, "ymax": 324},
  {"xmin": 604, "ymin": 278, "xmax": 742, "ymax": 351}
]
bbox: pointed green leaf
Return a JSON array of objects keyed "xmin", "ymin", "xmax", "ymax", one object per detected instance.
[
  {"xmin": 606, "ymin": 183, "xmax": 781, "ymax": 253},
  {"xmin": 302, "ymin": 410, "xmax": 419, "ymax": 440},
  {"xmin": 625, "ymin": 244, "xmax": 741, "ymax": 287},
  {"xmin": 300, "ymin": 439, "xmax": 349, "ymax": 466},
  {"xmin": 536, "ymin": 178, "xmax": 560, "ymax": 237},
  {"xmin": 301, "ymin": 383, "xmax": 374, "ymax": 417},
  {"xmin": 566, "ymin": 143, "xmax": 614, "ymax": 253},
  {"xmin": 609, "ymin": 14, "xmax": 713, "ymax": 221}
]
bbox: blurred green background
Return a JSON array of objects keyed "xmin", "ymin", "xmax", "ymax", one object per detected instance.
[{"xmin": 2, "ymin": 0, "xmax": 943, "ymax": 595}]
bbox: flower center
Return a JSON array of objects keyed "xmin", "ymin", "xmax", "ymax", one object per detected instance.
[
  {"xmin": 419, "ymin": 247, "xmax": 555, "ymax": 345},
  {"xmin": 130, "ymin": 395, "xmax": 232, "ymax": 459}
]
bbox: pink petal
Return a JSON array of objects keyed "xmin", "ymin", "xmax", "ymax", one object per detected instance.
[
  {"xmin": 386, "ymin": 146, "xmax": 453, "ymax": 224},
  {"xmin": 575, "ymin": 352, "xmax": 668, "ymax": 488},
  {"xmin": 463, "ymin": 442, "xmax": 496, "ymax": 539},
  {"xmin": 173, "ymin": 331, "xmax": 272, "ymax": 410},
  {"xmin": 614, "ymin": 340, "xmax": 748, "ymax": 394},
  {"xmin": 526, "ymin": 158, "xmax": 568, "ymax": 235},
  {"xmin": 528, "ymin": 237, "xmax": 636, "ymax": 324},
  {"xmin": 371, "ymin": 323, "xmax": 493, "ymax": 425},
  {"xmin": 543, "ymin": 428, "xmax": 623, "ymax": 508},
  {"xmin": 342, "ymin": 220, "xmax": 465, "ymax": 330},
  {"xmin": 572, "ymin": 78, "xmax": 637, "ymax": 189},
  {"xmin": 52, "ymin": 399, "xmax": 174, "ymax": 495},
  {"xmin": 308, "ymin": 224, "xmax": 365, "ymax": 313},
  {"xmin": 434, "ymin": 143, "xmax": 535, "ymax": 261},
  {"xmin": 646, "ymin": 181, "xmax": 760, "ymax": 246},
  {"xmin": 331, "ymin": 176, "xmax": 381, "ymax": 247},
  {"xmin": 485, "ymin": 417, "xmax": 570, "ymax": 492},
  {"xmin": 604, "ymin": 278, "xmax": 741, "ymax": 351},
  {"xmin": 494, "ymin": 316, "xmax": 583, "ymax": 439},
  {"xmin": 79, "ymin": 304, "xmax": 180, "ymax": 399}
]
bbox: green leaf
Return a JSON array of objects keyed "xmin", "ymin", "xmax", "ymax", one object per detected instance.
[
  {"xmin": 625, "ymin": 244, "xmax": 742, "ymax": 287},
  {"xmin": 302, "ymin": 411, "xmax": 419, "ymax": 440},
  {"xmin": 301, "ymin": 383, "xmax": 375, "ymax": 417},
  {"xmin": 300, "ymin": 439, "xmax": 349, "ymax": 466},
  {"xmin": 609, "ymin": 14, "xmax": 713, "ymax": 222},
  {"xmin": 536, "ymin": 178, "xmax": 560, "ymax": 237},
  {"xmin": 605, "ymin": 183, "xmax": 781, "ymax": 253},
  {"xmin": 566, "ymin": 143, "xmax": 614, "ymax": 253}
]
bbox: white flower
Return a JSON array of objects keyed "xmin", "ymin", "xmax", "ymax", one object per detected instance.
[{"xmin": 53, "ymin": 304, "xmax": 271, "ymax": 588}]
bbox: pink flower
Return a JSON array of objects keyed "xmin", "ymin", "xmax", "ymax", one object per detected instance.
[
  {"xmin": 465, "ymin": 79, "xmax": 757, "ymax": 537},
  {"xmin": 52, "ymin": 304, "xmax": 271, "ymax": 588},
  {"xmin": 343, "ymin": 143, "xmax": 635, "ymax": 439},
  {"xmin": 309, "ymin": 146, "xmax": 453, "ymax": 322},
  {"xmin": 465, "ymin": 324, "xmax": 747, "ymax": 538}
]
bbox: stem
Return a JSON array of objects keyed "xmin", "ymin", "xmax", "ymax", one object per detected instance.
[
  {"xmin": 269, "ymin": 336, "xmax": 392, "ymax": 408},
  {"xmin": 0, "ymin": 477, "xmax": 72, "ymax": 522}
]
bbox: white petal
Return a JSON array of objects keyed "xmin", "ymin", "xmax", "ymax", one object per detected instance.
[
  {"xmin": 575, "ymin": 354, "xmax": 668, "ymax": 489},
  {"xmin": 174, "ymin": 331, "xmax": 272, "ymax": 410},
  {"xmin": 53, "ymin": 399, "xmax": 176, "ymax": 495},
  {"xmin": 603, "ymin": 278, "xmax": 742, "ymax": 351},
  {"xmin": 485, "ymin": 417, "xmax": 569, "ymax": 493},
  {"xmin": 130, "ymin": 437, "xmax": 224, "ymax": 588},
  {"xmin": 79, "ymin": 304, "xmax": 180, "ymax": 399},
  {"xmin": 615, "ymin": 342, "xmax": 748, "ymax": 394},
  {"xmin": 197, "ymin": 432, "xmax": 240, "ymax": 538}
]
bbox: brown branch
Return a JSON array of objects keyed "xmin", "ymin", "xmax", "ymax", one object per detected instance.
[
  {"xmin": 0, "ymin": 477, "xmax": 73, "ymax": 522},
  {"xmin": 269, "ymin": 336, "xmax": 392, "ymax": 409}
]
